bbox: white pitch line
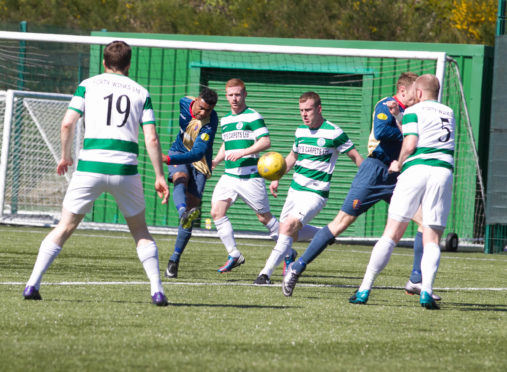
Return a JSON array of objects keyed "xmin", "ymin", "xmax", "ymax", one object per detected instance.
[
  {"xmin": 3, "ymin": 228, "xmax": 506, "ymax": 261},
  {"xmin": 2, "ymin": 281, "xmax": 506, "ymax": 292}
]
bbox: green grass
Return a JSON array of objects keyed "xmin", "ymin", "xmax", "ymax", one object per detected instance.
[{"xmin": 1, "ymin": 225, "xmax": 506, "ymax": 371}]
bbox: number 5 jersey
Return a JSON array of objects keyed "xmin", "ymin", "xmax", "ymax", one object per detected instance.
[{"xmin": 400, "ymin": 100, "xmax": 455, "ymax": 173}]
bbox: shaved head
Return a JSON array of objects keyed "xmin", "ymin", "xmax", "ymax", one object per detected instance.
[{"xmin": 415, "ymin": 74, "xmax": 440, "ymax": 100}]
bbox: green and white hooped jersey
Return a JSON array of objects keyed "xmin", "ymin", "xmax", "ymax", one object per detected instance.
[
  {"xmin": 220, "ymin": 107, "xmax": 269, "ymax": 178},
  {"xmin": 401, "ymin": 100, "xmax": 455, "ymax": 172},
  {"xmin": 290, "ymin": 120, "xmax": 355, "ymax": 198},
  {"xmin": 68, "ymin": 73, "xmax": 156, "ymax": 175}
]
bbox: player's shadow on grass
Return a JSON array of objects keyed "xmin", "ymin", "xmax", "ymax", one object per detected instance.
[
  {"xmin": 453, "ymin": 303, "xmax": 507, "ymax": 312},
  {"xmin": 168, "ymin": 302, "xmax": 298, "ymax": 309},
  {"xmin": 298, "ymin": 274, "xmax": 364, "ymax": 281},
  {"xmin": 42, "ymin": 298, "xmax": 298, "ymax": 309}
]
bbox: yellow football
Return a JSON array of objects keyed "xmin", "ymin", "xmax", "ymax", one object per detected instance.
[{"xmin": 257, "ymin": 151, "xmax": 286, "ymax": 181}]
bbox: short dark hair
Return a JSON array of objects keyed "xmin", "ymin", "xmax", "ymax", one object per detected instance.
[
  {"xmin": 199, "ymin": 87, "xmax": 218, "ymax": 106},
  {"xmin": 299, "ymin": 91, "xmax": 321, "ymax": 107},
  {"xmin": 103, "ymin": 41, "xmax": 131, "ymax": 74}
]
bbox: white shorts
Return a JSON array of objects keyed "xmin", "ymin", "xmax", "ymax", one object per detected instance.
[
  {"xmin": 211, "ymin": 174, "xmax": 270, "ymax": 214},
  {"xmin": 63, "ymin": 171, "xmax": 145, "ymax": 218},
  {"xmin": 279, "ymin": 188, "xmax": 327, "ymax": 225},
  {"xmin": 389, "ymin": 165, "xmax": 453, "ymax": 229}
]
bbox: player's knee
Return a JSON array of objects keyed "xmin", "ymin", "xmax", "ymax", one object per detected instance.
[
  {"xmin": 172, "ymin": 173, "xmax": 189, "ymax": 185},
  {"xmin": 329, "ymin": 211, "xmax": 356, "ymax": 235},
  {"xmin": 210, "ymin": 208, "xmax": 222, "ymax": 220}
]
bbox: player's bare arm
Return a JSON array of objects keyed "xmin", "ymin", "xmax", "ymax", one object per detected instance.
[
  {"xmin": 346, "ymin": 148, "xmax": 363, "ymax": 167},
  {"xmin": 57, "ymin": 109, "xmax": 80, "ymax": 176},
  {"xmin": 143, "ymin": 124, "xmax": 170, "ymax": 204},
  {"xmin": 269, "ymin": 150, "xmax": 297, "ymax": 197},
  {"xmin": 212, "ymin": 142, "xmax": 226, "ymax": 170},
  {"xmin": 389, "ymin": 134, "xmax": 418, "ymax": 173}
]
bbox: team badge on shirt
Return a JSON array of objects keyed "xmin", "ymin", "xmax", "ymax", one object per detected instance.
[
  {"xmin": 317, "ymin": 138, "xmax": 326, "ymax": 147},
  {"xmin": 377, "ymin": 113, "xmax": 388, "ymax": 120},
  {"xmin": 236, "ymin": 122, "xmax": 244, "ymax": 130}
]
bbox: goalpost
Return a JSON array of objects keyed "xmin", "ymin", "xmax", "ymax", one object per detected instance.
[{"xmin": 0, "ymin": 31, "xmax": 485, "ymax": 248}]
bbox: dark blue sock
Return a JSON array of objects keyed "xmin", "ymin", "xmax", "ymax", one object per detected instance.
[
  {"xmin": 292, "ymin": 225, "xmax": 335, "ymax": 274},
  {"xmin": 410, "ymin": 231, "xmax": 423, "ymax": 283},
  {"xmin": 170, "ymin": 225, "xmax": 192, "ymax": 262},
  {"xmin": 173, "ymin": 182, "xmax": 187, "ymax": 217}
]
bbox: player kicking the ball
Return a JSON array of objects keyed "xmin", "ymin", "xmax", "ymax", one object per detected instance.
[{"xmin": 23, "ymin": 41, "xmax": 170, "ymax": 306}]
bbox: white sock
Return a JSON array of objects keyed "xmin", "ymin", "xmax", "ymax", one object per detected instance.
[
  {"xmin": 215, "ymin": 216, "xmax": 240, "ymax": 258},
  {"xmin": 421, "ymin": 242, "xmax": 441, "ymax": 295},
  {"xmin": 260, "ymin": 234, "xmax": 293, "ymax": 278},
  {"xmin": 265, "ymin": 217, "xmax": 279, "ymax": 241},
  {"xmin": 297, "ymin": 224, "xmax": 320, "ymax": 241},
  {"xmin": 26, "ymin": 237, "xmax": 62, "ymax": 290},
  {"xmin": 359, "ymin": 236, "xmax": 396, "ymax": 292},
  {"xmin": 137, "ymin": 241, "xmax": 164, "ymax": 296}
]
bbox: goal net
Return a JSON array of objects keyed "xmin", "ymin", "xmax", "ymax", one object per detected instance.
[
  {"xmin": 0, "ymin": 31, "xmax": 485, "ymax": 249},
  {"xmin": 0, "ymin": 90, "xmax": 83, "ymax": 225}
]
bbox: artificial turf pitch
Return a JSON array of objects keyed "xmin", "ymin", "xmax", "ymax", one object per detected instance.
[{"xmin": 1, "ymin": 225, "xmax": 506, "ymax": 371}]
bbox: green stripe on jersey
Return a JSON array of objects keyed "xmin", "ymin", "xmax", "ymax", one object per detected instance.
[
  {"xmin": 74, "ymin": 85, "xmax": 85, "ymax": 98},
  {"xmin": 290, "ymin": 182, "xmax": 329, "ymax": 198},
  {"xmin": 402, "ymin": 158, "xmax": 454, "ymax": 172},
  {"xmin": 68, "ymin": 107, "xmax": 83, "ymax": 115},
  {"xmin": 411, "ymin": 147, "xmax": 454, "ymax": 157},
  {"xmin": 225, "ymin": 172, "xmax": 260, "ymax": 179},
  {"xmin": 225, "ymin": 140, "xmax": 255, "ymax": 150},
  {"xmin": 144, "ymin": 96, "xmax": 153, "ymax": 110},
  {"xmin": 402, "ymin": 112, "xmax": 418, "ymax": 124},
  {"xmin": 294, "ymin": 165, "xmax": 332, "ymax": 182},
  {"xmin": 225, "ymin": 157, "xmax": 258, "ymax": 169},
  {"xmin": 83, "ymin": 138, "xmax": 139, "ymax": 155},
  {"xmin": 77, "ymin": 160, "xmax": 138, "ymax": 175}
]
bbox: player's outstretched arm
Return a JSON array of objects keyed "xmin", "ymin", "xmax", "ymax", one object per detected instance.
[
  {"xmin": 57, "ymin": 109, "xmax": 80, "ymax": 176},
  {"xmin": 143, "ymin": 124, "xmax": 169, "ymax": 204}
]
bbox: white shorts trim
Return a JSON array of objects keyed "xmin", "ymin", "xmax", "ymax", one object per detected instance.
[
  {"xmin": 280, "ymin": 188, "xmax": 327, "ymax": 225},
  {"xmin": 63, "ymin": 171, "xmax": 145, "ymax": 218},
  {"xmin": 211, "ymin": 174, "xmax": 270, "ymax": 214},
  {"xmin": 389, "ymin": 165, "xmax": 453, "ymax": 229}
]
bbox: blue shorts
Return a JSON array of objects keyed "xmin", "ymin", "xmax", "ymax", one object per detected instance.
[
  {"xmin": 167, "ymin": 150, "xmax": 207, "ymax": 199},
  {"xmin": 341, "ymin": 157, "xmax": 399, "ymax": 216}
]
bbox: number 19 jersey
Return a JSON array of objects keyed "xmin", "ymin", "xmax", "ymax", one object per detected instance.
[{"xmin": 68, "ymin": 72, "xmax": 156, "ymax": 175}]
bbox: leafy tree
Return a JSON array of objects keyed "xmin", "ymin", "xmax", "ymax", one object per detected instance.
[
  {"xmin": 0, "ymin": 0, "xmax": 498, "ymax": 45},
  {"xmin": 451, "ymin": 0, "xmax": 497, "ymax": 44}
]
